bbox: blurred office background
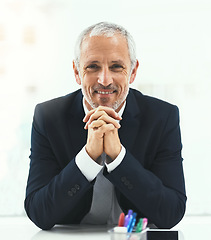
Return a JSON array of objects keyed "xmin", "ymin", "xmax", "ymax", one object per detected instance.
[{"xmin": 0, "ymin": 0, "xmax": 210, "ymax": 217}]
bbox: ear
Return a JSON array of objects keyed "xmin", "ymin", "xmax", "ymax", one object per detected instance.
[
  {"xmin": 129, "ymin": 60, "xmax": 139, "ymax": 84},
  {"xmin": 73, "ymin": 61, "xmax": 81, "ymax": 85}
]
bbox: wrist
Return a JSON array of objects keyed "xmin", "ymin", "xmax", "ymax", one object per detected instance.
[
  {"xmin": 106, "ymin": 145, "xmax": 121, "ymax": 161},
  {"xmin": 85, "ymin": 145, "xmax": 102, "ymax": 162}
]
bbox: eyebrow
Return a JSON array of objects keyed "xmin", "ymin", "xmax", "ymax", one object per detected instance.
[
  {"xmin": 84, "ymin": 60, "xmax": 126, "ymax": 66},
  {"xmin": 111, "ymin": 60, "xmax": 125, "ymax": 64},
  {"xmin": 84, "ymin": 60, "xmax": 100, "ymax": 66}
]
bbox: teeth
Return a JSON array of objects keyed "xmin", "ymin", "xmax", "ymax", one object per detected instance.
[{"xmin": 97, "ymin": 91, "xmax": 114, "ymax": 94}]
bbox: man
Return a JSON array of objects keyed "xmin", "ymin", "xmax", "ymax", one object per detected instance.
[{"xmin": 24, "ymin": 22, "xmax": 187, "ymax": 230}]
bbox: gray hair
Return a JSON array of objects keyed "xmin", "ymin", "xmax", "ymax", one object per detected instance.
[{"xmin": 74, "ymin": 22, "xmax": 137, "ymax": 71}]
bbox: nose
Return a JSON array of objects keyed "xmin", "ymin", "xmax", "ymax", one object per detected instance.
[{"xmin": 97, "ymin": 67, "xmax": 113, "ymax": 86}]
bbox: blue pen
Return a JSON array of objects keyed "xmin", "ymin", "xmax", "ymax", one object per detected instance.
[
  {"xmin": 124, "ymin": 210, "xmax": 133, "ymax": 229},
  {"xmin": 128, "ymin": 212, "xmax": 137, "ymax": 232}
]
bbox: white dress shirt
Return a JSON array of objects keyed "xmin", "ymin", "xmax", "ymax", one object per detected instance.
[{"xmin": 75, "ymin": 99, "xmax": 126, "ymax": 181}]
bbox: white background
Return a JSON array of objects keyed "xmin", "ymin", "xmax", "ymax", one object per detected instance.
[{"xmin": 0, "ymin": 0, "xmax": 211, "ymax": 216}]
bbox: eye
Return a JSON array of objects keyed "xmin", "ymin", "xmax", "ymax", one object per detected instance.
[
  {"xmin": 110, "ymin": 64, "xmax": 124, "ymax": 71},
  {"xmin": 86, "ymin": 64, "xmax": 100, "ymax": 70}
]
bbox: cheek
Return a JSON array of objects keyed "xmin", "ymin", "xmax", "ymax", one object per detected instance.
[
  {"xmin": 82, "ymin": 74, "xmax": 99, "ymax": 91},
  {"xmin": 117, "ymin": 70, "xmax": 130, "ymax": 86},
  {"xmin": 116, "ymin": 72, "xmax": 130, "ymax": 87},
  {"xmin": 81, "ymin": 80, "xmax": 93, "ymax": 95}
]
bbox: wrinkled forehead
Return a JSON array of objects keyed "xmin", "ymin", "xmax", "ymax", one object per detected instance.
[
  {"xmin": 81, "ymin": 34, "xmax": 129, "ymax": 56},
  {"xmin": 79, "ymin": 35, "xmax": 131, "ymax": 66}
]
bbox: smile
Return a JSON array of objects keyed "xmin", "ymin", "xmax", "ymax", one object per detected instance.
[{"xmin": 97, "ymin": 91, "xmax": 116, "ymax": 94}]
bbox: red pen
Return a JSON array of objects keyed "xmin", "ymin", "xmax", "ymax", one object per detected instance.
[{"xmin": 118, "ymin": 212, "xmax": 125, "ymax": 227}]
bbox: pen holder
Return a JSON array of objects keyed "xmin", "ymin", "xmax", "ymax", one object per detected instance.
[
  {"xmin": 108, "ymin": 228, "xmax": 179, "ymax": 240},
  {"xmin": 108, "ymin": 228, "xmax": 148, "ymax": 240}
]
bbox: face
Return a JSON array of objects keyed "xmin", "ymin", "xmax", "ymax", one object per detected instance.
[{"xmin": 73, "ymin": 34, "xmax": 139, "ymax": 112}]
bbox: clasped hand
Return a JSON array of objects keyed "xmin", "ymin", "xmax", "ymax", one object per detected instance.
[{"xmin": 83, "ymin": 106, "xmax": 122, "ymax": 163}]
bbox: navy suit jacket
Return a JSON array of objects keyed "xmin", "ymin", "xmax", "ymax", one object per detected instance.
[{"xmin": 25, "ymin": 88, "xmax": 186, "ymax": 230}]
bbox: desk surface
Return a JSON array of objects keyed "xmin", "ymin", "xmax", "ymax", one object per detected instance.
[{"xmin": 0, "ymin": 215, "xmax": 210, "ymax": 240}]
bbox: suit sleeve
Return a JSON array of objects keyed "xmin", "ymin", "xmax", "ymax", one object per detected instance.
[
  {"xmin": 106, "ymin": 105, "xmax": 187, "ymax": 229},
  {"xmin": 24, "ymin": 104, "xmax": 93, "ymax": 230}
]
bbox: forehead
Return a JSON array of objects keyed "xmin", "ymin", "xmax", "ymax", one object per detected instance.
[{"xmin": 80, "ymin": 34, "xmax": 130, "ymax": 64}]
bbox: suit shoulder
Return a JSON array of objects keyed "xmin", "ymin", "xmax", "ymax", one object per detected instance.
[
  {"xmin": 129, "ymin": 88, "xmax": 180, "ymax": 130},
  {"xmin": 35, "ymin": 89, "xmax": 81, "ymax": 111},
  {"xmin": 38, "ymin": 89, "xmax": 80, "ymax": 107},
  {"xmin": 33, "ymin": 89, "xmax": 82, "ymax": 122}
]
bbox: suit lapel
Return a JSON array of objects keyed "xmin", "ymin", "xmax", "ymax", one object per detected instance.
[
  {"xmin": 67, "ymin": 91, "xmax": 87, "ymax": 156},
  {"xmin": 119, "ymin": 89, "xmax": 141, "ymax": 152}
]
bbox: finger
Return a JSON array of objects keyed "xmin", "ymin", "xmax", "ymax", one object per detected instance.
[
  {"xmin": 83, "ymin": 106, "xmax": 122, "ymax": 123},
  {"xmin": 94, "ymin": 123, "xmax": 115, "ymax": 133},
  {"xmin": 96, "ymin": 106, "xmax": 122, "ymax": 120},
  {"xmin": 102, "ymin": 123, "xmax": 116, "ymax": 132},
  {"xmin": 89, "ymin": 119, "xmax": 106, "ymax": 130},
  {"xmin": 89, "ymin": 120, "xmax": 116, "ymax": 135},
  {"xmin": 85, "ymin": 110, "xmax": 108, "ymax": 127},
  {"xmin": 84, "ymin": 114, "xmax": 121, "ymax": 130},
  {"xmin": 99, "ymin": 115, "xmax": 121, "ymax": 129},
  {"xmin": 84, "ymin": 110, "xmax": 121, "ymax": 128},
  {"xmin": 83, "ymin": 109, "xmax": 96, "ymax": 123}
]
